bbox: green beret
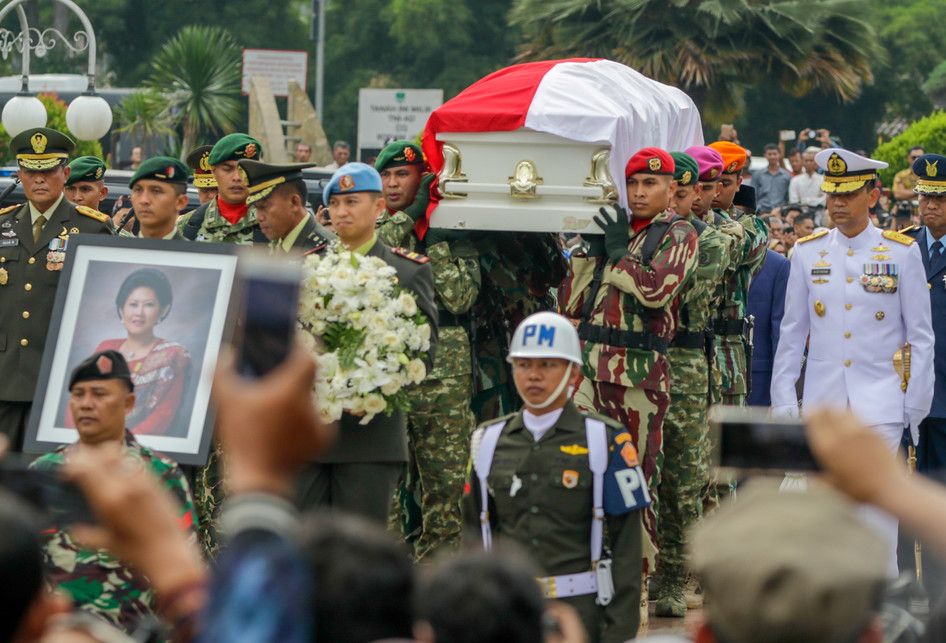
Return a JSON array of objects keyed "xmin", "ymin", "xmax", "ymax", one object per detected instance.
[
  {"xmin": 670, "ymin": 152, "xmax": 699, "ymax": 186},
  {"xmin": 208, "ymin": 133, "xmax": 262, "ymax": 165},
  {"xmin": 691, "ymin": 482, "xmax": 886, "ymax": 643},
  {"xmin": 129, "ymin": 156, "xmax": 189, "ymax": 188},
  {"xmin": 11, "ymin": 127, "xmax": 75, "ymax": 171},
  {"xmin": 375, "ymin": 140, "xmax": 424, "ymax": 172},
  {"xmin": 66, "ymin": 156, "xmax": 106, "ymax": 186}
]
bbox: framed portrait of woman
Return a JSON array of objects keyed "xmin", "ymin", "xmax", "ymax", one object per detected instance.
[{"xmin": 25, "ymin": 235, "xmax": 238, "ymax": 465}]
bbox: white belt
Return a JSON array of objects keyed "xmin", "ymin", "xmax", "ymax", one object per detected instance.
[{"xmin": 537, "ymin": 571, "xmax": 598, "ymax": 599}]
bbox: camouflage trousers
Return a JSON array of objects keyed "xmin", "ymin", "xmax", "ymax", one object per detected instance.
[
  {"xmin": 195, "ymin": 445, "xmax": 224, "ymax": 559},
  {"xmin": 574, "ymin": 377, "xmax": 668, "ymax": 572},
  {"xmin": 655, "ymin": 391, "xmax": 708, "ymax": 582},
  {"xmin": 713, "ymin": 338, "xmax": 748, "ymax": 400},
  {"xmin": 394, "ymin": 373, "xmax": 476, "ymax": 562}
]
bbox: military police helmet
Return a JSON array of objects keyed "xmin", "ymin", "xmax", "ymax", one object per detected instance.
[{"xmin": 507, "ymin": 311, "xmax": 582, "ymax": 365}]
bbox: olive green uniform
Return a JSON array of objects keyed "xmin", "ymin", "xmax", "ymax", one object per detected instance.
[{"xmin": 463, "ymin": 402, "xmax": 645, "ymax": 643}]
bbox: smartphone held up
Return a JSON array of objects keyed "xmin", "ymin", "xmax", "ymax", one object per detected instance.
[{"xmin": 709, "ymin": 405, "xmax": 819, "ymax": 473}]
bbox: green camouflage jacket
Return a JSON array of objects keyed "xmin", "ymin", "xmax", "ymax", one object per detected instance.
[
  {"xmin": 176, "ymin": 198, "xmax": 261, "ymax": 244},
  {"xmin": 668, "ymin": 219, "xmax": 733, "ymax": 395},
  {"xmin": 31, "ymin": 431, "xmax": 197, "ymax": 632},
  {"xmin": 561, "ymin": 211, "xmax": 699, "ymax": 391},
  {"xmin": 377, "ymin": 211, "xmax": 481, "ymax": 379}
]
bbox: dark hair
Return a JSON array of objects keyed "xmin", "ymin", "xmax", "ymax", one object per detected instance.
[
  {"xmin": 909, "ymin": 146, "xmax": 925, "ymax": 154},
  {"xmin": 783, "ymin": 203, "xmax": 804, "ymax": 215},
  {"xmin": 793, "ymin": 212, "xmax": 816, "ymax": 226},
  {"xmin": 299, "ymin": 513, "xmax": 414, "ymax": 643},
  {"xmin": 276, "ymin": 178, "xmax": 308, "ymax": 204},
  {"xmin": 115, "ymin": 268, "xmax": 173, "ymax": 319},
  {"xmin": 0, "ymin": 491, "xmax": 44, "ymax": 642},
  {"xmin": 333, "ymin": 140, "xmax": 351, "ymax": 151},
  {"xmin": 415, "ymin": 547, "xmax": 545, "ymax": 643},
  {"xmin": 764, "ymin": 143, "xmax": 779, "ymax": 153}
]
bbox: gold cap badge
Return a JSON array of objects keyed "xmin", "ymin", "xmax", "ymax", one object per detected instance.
[
  {"xmin": 681, "ymin": 170, "xmax": 692, "ymax": 184},
  {"xmin": 30, "ymin": 132, "xmax": 47, "ymax": 154},
  {"xmin": 927, "ymin": 159, "xmax": 939, "ymax": 178},
  {"xmin": 827, "ymin": 153, "xmax": 847, "ymax": 175},
  {"xmin": 648, "ymin": 157, "xmax": 662, "ymax": 172},
  {"xmin": 339, "ymin": 175, "xmax": 355, "ymax": 191},
  {"xmin": 199, "ymin": 152, "xmax": 211, "ymax": 172}
]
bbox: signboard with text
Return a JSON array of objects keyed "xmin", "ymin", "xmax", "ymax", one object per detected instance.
[
  {"xmin": 241, "ymin": 49, "xmax": 308, "ymax": 97},
  {"xmin": 357, "ymin": 88, "xmax": 443, "ymax": 161}
]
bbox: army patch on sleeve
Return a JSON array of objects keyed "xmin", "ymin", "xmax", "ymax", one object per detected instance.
[{"xmin": 391, "ymin": 247, "xmax": 430, "ymax": 264}]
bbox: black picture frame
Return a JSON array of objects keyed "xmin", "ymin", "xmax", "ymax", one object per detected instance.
[{"xmin": 24, "ymin": 234, "xmax": 239, "ymax": 466}]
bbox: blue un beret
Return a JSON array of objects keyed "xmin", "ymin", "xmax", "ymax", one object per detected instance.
[{"xmin": 323, "ymin": 162, "xmax": 383, "ymax": 205}]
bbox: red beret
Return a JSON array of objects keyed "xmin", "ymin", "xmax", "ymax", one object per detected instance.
[
  {"xmin": 709, "ymin": 141, "xmax": 749, "ymax": 174},
  {"xmin": 625, "ymin": 147, "xmax": 675, "ymax": 179}
]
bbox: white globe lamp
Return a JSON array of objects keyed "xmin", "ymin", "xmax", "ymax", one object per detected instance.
[
  {"xmin": 2, "ymin": 94, "xmax": 47, "ymax": 137},
  {"xmin": 66, "ymin": 93, "xmax": 112, "ymax": 141}
]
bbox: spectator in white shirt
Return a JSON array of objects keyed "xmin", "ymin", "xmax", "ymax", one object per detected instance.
[{"xmin": 789, "ymin": 147, "xmax": 825, "ymax": 209}]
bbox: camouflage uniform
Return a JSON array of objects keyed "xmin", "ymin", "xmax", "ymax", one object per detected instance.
[
  {"xmin": 470, "ymin": 232, "xmax": 567, "ymax": 421},
  {"xmin": 378, "ymin": 212, "xmax": 481, "ymax": 561},
  {"xmin": 175, "ymin": 198, "xmax": 263, "ymax": 244},
  {"xmin": 178, "ymin": 198, "xmax": 263, "ymax": 558},
  {"xmin": 31, "ymin": 431, "xmax": 196, "ymax": 632},
  {"xmin": 559, "ymin": 211, "xmax": 698, "ymax": 569},
  {"xmin": 653, "ymin": 219, "xmax": 732, "ymax": 611},
  {"xmin": 708, "ymin": 209, "xmax": 768, "ymax": 406}
]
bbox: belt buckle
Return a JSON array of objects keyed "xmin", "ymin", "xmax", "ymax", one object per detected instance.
[{"xmin": 538, "ymin": 576, "xmax": 557, "ymax": 599}]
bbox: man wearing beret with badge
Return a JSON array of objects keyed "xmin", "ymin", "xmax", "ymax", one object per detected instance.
[
  {"xmin": 771, "ymin": 147, "xmax": 934, "ymax": 574},
  {"xmin": 238, "ymin": 158, "xmax": 335, "ymax": 254},
  {"xmin": 559, "ymin": 147, "xmax": 698, "ymax": 591},
  {"xmin": 30, "ymin": 349, "xmax": 196, "ymax": 631},
  {"xmin": 64, "ymin": 155, "xmax": 108, "ymax": 213},
  {"xmin": 652, "ymin": 151, "xmax": 733, "ymax": 617},
  {"xmin": 704, "ymin": 141, "xmax": 768, "ymax": 409},
  {"xmin": 177, "ymin": 133, "xmax": 265, "ymax": 244},
  {"xmin": 185, "ymin": 145, "xmax": 218, "ymax": 207},
  {"xmin": 129, "ymin": 156, "xmax": 190, "ymax": 240},
  {"xmin": 294, "ymin": 161, "xmax": 438, "ymax": 524},
  {"xmin": 0, "ymin": 127, "xmax": 114, "ymax": 448},
  {"xmin": 375, "ymin": 140, "xmax": 481, "ymax": 560}
]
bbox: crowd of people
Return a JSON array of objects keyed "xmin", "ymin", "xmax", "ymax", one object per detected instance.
[{"xmin": 2, "ymin": 115, "xmax": 946, "ymax": 643}]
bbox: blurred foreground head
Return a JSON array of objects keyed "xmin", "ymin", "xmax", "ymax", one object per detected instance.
[
  {"xmin": 414, "ymin": 547, "xmax": 545, "ymax": 643},
  {"xmin": 690, "ymin": 482, "xmax": 887, "ymax": 643}
]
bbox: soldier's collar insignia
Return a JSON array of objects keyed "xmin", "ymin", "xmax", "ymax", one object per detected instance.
[
  {"xmin": 927, "ymin": 159, "xmax": 939, "ymax": 178},
  {"xmin": 648, "ymin": 157, "xmax": 662, "ymax": 172},
  {"xmin": 30, "ymin": 132, "xmax": 47, "ymax": 154},
  {"xmin": 827, "ymin": 153, "xmax": 847, "ymax": 175}
]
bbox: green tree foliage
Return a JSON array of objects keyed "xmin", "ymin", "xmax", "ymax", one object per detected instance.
[
  {"xmin": 147, "ymin": 26, "xmax": 242, "ymax": 158},
  {"xmin": 0, "ymin": 94, "xmax": 102, "ymax": 164},
  {"xmin": 509, "ymin": 0, "xmax": 881, "ymax": 125},
  {"xmin": 114, "ymin": 89, "xmax": 174, "ymax": 140},
  {"xmin": 873, "ymin": 111, "xmax": 946, "ymax": 185}
]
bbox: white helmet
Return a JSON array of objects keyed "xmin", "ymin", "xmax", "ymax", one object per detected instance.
[{"xmin": 507, "ymin": 311, "xmax": 582, "ymax": 365}]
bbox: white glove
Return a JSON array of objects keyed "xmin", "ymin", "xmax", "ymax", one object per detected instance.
[
  {"xmin": 905, "ymin": 407, "xmax": 927, "ymax": 446},
  {"xmin": 771, "ymin": 404, "xmax": 800, "ymax": 419}
]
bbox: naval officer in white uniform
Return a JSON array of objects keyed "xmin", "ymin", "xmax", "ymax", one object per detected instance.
[{"xmin": 770, "ymin": 147, "xmax": 934, "ymax": 574}]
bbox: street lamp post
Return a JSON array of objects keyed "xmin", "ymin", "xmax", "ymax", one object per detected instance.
[{"xmin": 0, "ymin": 0, "xmax": 112, "ymax": 140}]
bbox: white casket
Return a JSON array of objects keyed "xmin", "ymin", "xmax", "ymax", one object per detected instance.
[{"xmin": 422, "ymin": 59, "xmax": 705, "ymax": 234}]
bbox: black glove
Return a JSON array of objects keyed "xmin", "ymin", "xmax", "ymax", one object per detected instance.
[
  {"xmin": 403, "ymin": 173, "xmax": 436, "ymax": 222},
  {"xmin": 583, "ymin": 234, "xmax": 606, "ymax": 257},
  {"xmin": 424, "ymin": 227, "xmax": 467, "ymax": 248},
  {"xmin": 592, "ymin": 205, "xmax": 630, "ymax": 262}
]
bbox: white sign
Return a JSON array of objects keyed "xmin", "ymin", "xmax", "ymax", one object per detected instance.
[
  {"xmin": 241, "ymin": 49, "xmax": 308, "ymax": 97},
  {"xmin": 357, "ymin": 88, "xmax": 443, "ymax": 156}
]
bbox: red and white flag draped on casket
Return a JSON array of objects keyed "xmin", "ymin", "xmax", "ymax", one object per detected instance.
[{"xmin": 418, "ymin": 58, "xmax": 704, "ymax": 237}]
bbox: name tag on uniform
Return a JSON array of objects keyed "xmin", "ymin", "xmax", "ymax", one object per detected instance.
[
  {"xmin": 811, "ymin": 268, "xmax": 831, "ymax": 276},
  {"xmin": 0, "ymin": 238, "xmax": 18, "ymax": 247}
]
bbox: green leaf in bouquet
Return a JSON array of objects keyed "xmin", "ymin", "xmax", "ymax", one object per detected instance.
[{"xmin": 322, "ymin": 322, "xmax": 367, "ymax": 369}]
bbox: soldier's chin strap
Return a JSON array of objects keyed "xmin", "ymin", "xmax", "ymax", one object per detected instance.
[{"xmin": 515, "ymin": 363, "xmax": 574, "ymax": 410}]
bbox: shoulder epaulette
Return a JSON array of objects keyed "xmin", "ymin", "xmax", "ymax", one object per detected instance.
[
  {"xmin": 899, "ymin": 225, "xmax": 917, "ymax": 235},
  {"xmin": 882, "ymin": 229, "xmax": 916, "ymax": 246},
  {"xmin": 797, "ymin": 229, "xmax": 829, "ymax": 245},
  {"xmin": 392, "ymin": 246, "xmax": 430, "ymax": 264},
  {"xmin": 75, "ymin": 205, "xmax": 109, "ymax": 224},
  {"xmin": 476, "ymin": 411, "xmax": 517, "ymax": 430},
  {"xmin": 0, "ymin": 203, "xmax": 20, "ymax": 216},
  {"xmin": 303, "ymin": 242, "xmax": 328, "ymax": 256}
]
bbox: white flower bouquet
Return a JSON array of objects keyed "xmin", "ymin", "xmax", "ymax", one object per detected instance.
[{"xmin": 299, "ymin": 244, "xmax": 432, "ymax": 425}]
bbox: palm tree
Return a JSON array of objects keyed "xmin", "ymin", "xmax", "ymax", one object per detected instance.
[
  {"xmin": 509, "ymin": 0, "xmax": 882, "ymax": 124},
  {"xmin": 114, "ymin": 90, "xmax": 175, "ymax": 140},
  {"xmin": 148, "ymin": 25, "xmax": 242, "ymax": 159}
]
